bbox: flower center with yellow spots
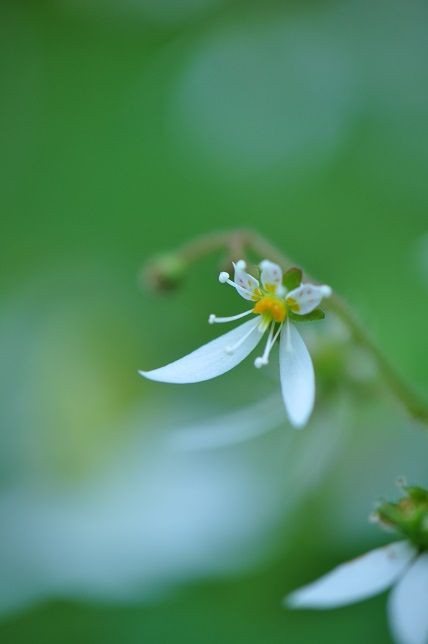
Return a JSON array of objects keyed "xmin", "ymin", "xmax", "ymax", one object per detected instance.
[{"xmin": 253, "ymin": 295, "xmax": 287, "ymax": 323}]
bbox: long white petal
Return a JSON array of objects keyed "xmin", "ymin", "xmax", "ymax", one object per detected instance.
[
  {"xmin": 171, "ymin": 393, "xmax": 286, "ymax": 451},
  {"xmin": 139, "ymin": 318, "xmax": 263, "ymax": 384},
  {"xmin": 388, "ymin": 552, "xmax": 428, "ymax": 644},
  {"xmin": 287, "ymin": 283, "xmax": 332, "ymax": 315},
  {"xmin": 279, "ymin": 322, "xmax": 315, "ymax": 428},
  {"xmin": 286, "ymin": 541, "xmax": 416, "ymax": 610}
]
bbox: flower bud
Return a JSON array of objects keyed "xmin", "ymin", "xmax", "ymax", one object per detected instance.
[
  {"xmin": 375, "ymin": 484, "xmax": 428, "ymax": 549},
  {"xmin": 142, "ymin": 254, "xmax": 187, "ymax": 293}
]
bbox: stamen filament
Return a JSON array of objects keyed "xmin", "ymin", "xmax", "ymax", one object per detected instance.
[
  {"xmin": 218, "ymin": 271, "xmax": 255, "ymax": 299},
  {"xmin": 254, "ymin": 322, "xmax": 283, "ymax": 368},
  {"xmin": 226, "ymin": 278, "xmax": 254, "ymax": 298},
  {"xmin": 209, "ymin": 309, "xmax": 253, "ymax": 324},
  {"xmin": 270, "ymin": 322, "xmax": 283, "ymax": 348},
  {"xmin": 225, "ymin": 320, "xmax": 262, "ymax": 355}
]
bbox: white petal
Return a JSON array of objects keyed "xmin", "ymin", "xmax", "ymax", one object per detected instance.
[
  {"xmin": 139, "ymin": 318, "xmax": 263, "ymax": 384},
  {"xmin": 233, "ymin": 262, "xmax": 260, "ymax": 300},
  {"xmin": 171, "ymin": 393, "xmax": 285, "ymax": 451},
  {"xmin": 286, "ymin": 283, "xmax": 332, "ymax": 315},
  {"xmin": 286, "ymin": 541, "xmax": 416, "ymax": 610},
  {"xmin": 388, "ymin": 552, "xmax": 428, "ymax": 644},
  {"xmin": 279, "ymin": 322, "xmax": 315, "ymax": 428},
  {"xmin": 260, "ymin": 260, "xmax": 283, "ymax": 290}
]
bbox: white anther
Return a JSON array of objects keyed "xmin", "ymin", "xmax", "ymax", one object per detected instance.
[
  {"xmin": 320, "ymin": 285, "xmax": 332, "ymax": 297},
  {"xmin": 235, "ymin": 259, "xmax": 247, "ymax": 270},
  {"xmin": 208, "ymin": 314, "xmax": 216, "ymax": 324},
  {"xmin": 254, "ymin": 357, "xmax": 266, "ymax": 369},
  {"xmin": 219, "ymin": 271, "xmax": 230, "ymax": 283}
]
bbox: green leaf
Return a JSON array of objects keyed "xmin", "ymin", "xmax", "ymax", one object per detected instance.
[
  {"xmin": 283, "ymin": 267, "xmax": 302, "ymax": 291},
  {"xmin": 289, "ymin": 308, "xmax": 325, "ymax": 322}
]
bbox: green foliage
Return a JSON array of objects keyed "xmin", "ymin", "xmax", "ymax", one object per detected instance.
[{"xmin": 283, "ymin": 268, "xmax": 302, "ymax": 291}]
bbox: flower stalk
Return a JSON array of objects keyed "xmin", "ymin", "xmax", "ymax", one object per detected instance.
[{"xmin": 142, "ymin": 228, "xmax": 428, "ymax": 426}]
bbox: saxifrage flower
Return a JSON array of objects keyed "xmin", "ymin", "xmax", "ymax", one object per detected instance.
[
  {"xmin": 140, "ymin": 260, "xmax": 331, "ymax": 428},
  {"xmin": 285, "ymin": 484, "xmax": 428, "ymax": 644}
]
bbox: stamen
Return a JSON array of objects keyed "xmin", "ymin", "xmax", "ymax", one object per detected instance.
[
  {"xmin": 219, "ymin": 271, "xmax": 230, "ymax": 283},
  {"xmin": 225, "ymin": 321, "xmax": 262, "ymax": 355},
  {"xmin": 217, "ymin": 271, "xmax": 255, "ymax": 299},
  {"xmin": 254, "ymin": 322, "xmax": 283, "ymax": 368},
  {"xmin": 254, "ymin": 323, "xmax": 274, "ymax": 368},
  {"xmin": 320, "ymin": 285, "xmax": 332, "ymax": 297},
  {"xmin": 208, "ymin": 310, "xmax": 253, "ymax": 324}
]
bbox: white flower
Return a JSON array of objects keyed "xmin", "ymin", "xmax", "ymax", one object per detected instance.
[
  {"xmin": 285, "ymin": 541, "xmax": 428, "ymax": 644},
  {"xmin": 140, "ymin": 259, "xmax": 332, "ymax": 428}
]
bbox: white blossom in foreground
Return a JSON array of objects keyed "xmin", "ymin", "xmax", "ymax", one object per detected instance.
[
  {"xmin": 140, "ymin": 260, "xmax": 331, "ymax": 428},
  {"xmin": 285, "ymin": 484, "xmax": 428, "ymax": 644}
]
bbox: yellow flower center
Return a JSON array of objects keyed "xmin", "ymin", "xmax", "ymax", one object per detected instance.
[{"xmin": 253, "ymin": 295, "xmax": 287, "ymax": 323}]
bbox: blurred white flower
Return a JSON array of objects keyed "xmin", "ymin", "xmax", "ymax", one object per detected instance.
[
  {"xmin": 286, "ymin": 541, "xmax": 428, "ymax": 644},
  {"xmin": 0, "ymin": 393, "xmax": 348, "ymax": 616},
  {"xmin": 173, "ymin": 8, "xmax": 358, "ymax": 175},
  {"xmin": 286, "ymin": 484, "xmax": 428, "ymax": 644},
  {"xmin": 140, "ymin": 260, "xmax": 331, "ymax": 428}
]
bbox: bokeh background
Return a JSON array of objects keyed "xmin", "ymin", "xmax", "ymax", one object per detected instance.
[{"xmin": 1, "ymin": 0, "xmax": 428, "ymax": 642}]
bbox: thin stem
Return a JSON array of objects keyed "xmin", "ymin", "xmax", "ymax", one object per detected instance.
[{"xmin": 147, "ymin": 229, "xmax": 428, "ymax": 426}]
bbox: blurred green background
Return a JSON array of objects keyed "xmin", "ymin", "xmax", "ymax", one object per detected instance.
[{"xmin": 1, "ymin": 0, "xmax": 427, "ymax": 642}]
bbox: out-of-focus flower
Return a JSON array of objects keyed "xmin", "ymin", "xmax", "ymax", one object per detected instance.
[
  {"xmin": 140, "ymin": 260, "xmax": 331, "ymax": 428},
  {"xmin": 0, "ymin": 393, "xmax": 348, "ymax": 616},
  {"xmin": 285, "ymin": 484, "xmax": 428, "ymax": 644},
  {"xmin": 173, "ymin": 7, "xmax": 359, "ymax": 177}
]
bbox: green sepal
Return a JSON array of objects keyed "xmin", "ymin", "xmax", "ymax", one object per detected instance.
[
  {"xmin": 376, "ymin": 485, "xmax": 428, "ymax": 549},
  {"xmin": 283, "ymin": 267, "xmax": 302, "ymax": 291},
  {"xmin": 289, "ymin": 308, "xmax": 325, "ymax": 322},
  {"xmin": 405, "ymin": 486, "xmax": 428, "ymax": 503}
]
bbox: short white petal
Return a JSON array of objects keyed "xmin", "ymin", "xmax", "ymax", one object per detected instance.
[
  {"xmin": 286, "ymin": 283, "xmax": 332, "ymax": 315},
  {"xmin": 286, "ymin": 541, "xmax": 416, "ymax": 609},
  {"xmin": 260, "ymin": 260, "xmax": 283, "ymax": 290},
  {"xmin": 139, "ymin": 318, "xmax": 263, "ymax": 384},
  {"xmin": 279, "ymin": 322, "xmax": 315, "ymax": 428},
  {"xmin": 233, "ymin": 263, "xmax": 260, "ymax": 300},
  {"xmin": 388, "ymin": 552, "xmax": 428, "ymax": 644}
]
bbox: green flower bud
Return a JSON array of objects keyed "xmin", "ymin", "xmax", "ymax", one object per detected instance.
[
  {"xmin": 143, "ymin": 254, "xmax": 187, "ymax": 292},
  {"xmin": 376, "ymin": 484, "xmax": 428, "ymax": 549}
]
